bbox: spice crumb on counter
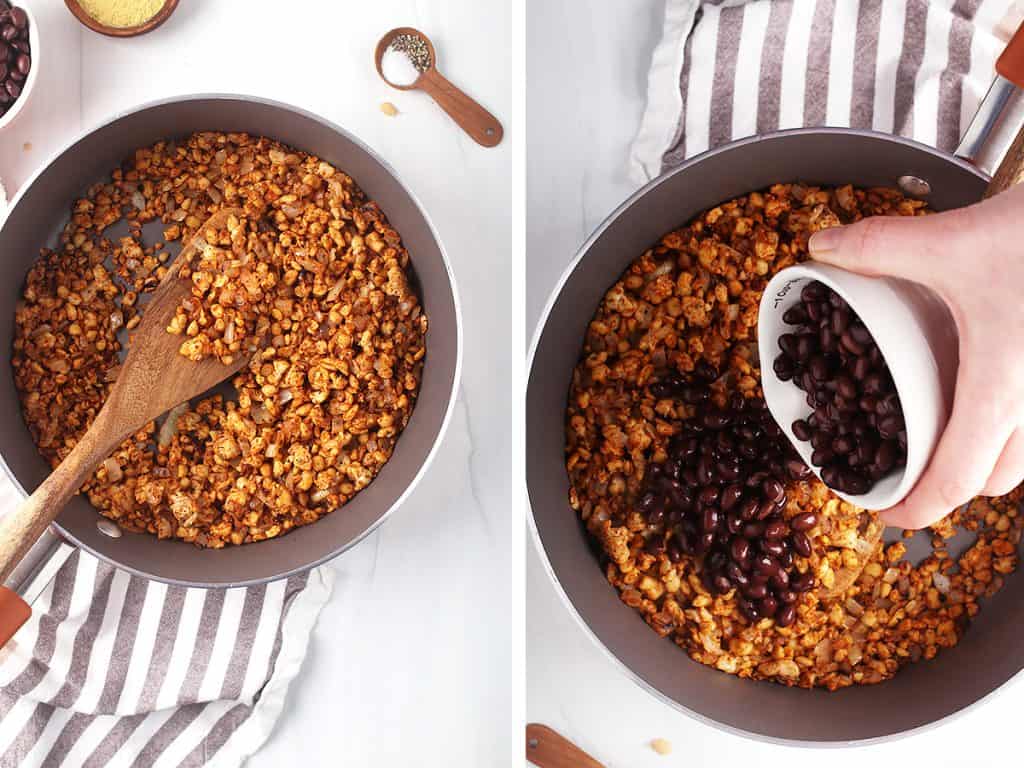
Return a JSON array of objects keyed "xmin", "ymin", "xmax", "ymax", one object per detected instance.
[{"xmin": 650, "ymin": 737, "xmax": 672, "ymax": 756}]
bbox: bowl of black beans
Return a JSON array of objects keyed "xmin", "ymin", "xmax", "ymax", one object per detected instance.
[
  {"xmin": 0, "ymin": 1, "xmax": 36, "ymax": 130},
  {"xmin": 758, "ymin": 262, "xmax": 958, "ymax": 510}
]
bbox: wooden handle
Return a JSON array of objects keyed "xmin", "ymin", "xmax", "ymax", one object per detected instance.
[
  {"xmin": 0, "ymin": 586, "xmax": 31, "ymax": 649},
  {"xmin": 988, "ymin": 24, "xmax": 1024, "ymax": 196},
  {"xmin": 526, "ymin": 724, "xmax": 604, "ymax": 768},
  {"xmin": 418, "ymin": 68, "xmax": 504, "ymax": 147},
  {"xmin": 0, "ymin": 409, "xmax": 119, "ymax": 583}
]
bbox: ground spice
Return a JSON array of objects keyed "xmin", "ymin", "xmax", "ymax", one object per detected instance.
[{"xmin": 78, "ymin": 0, "xmax": 164, "ymax": 28}]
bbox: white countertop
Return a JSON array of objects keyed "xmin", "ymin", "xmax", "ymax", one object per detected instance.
[
  {"xmin": 4, "ymin": 1, "xmax": 523, "ymax": 765},
  {"xmin": 526, "ymin": 0, "xmax": 1024, "ymax": 765}
]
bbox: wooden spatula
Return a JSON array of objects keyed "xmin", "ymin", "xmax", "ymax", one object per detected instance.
[{"xmin": 0, "ymin": 208, "xmax": 251, "ymax": 643}]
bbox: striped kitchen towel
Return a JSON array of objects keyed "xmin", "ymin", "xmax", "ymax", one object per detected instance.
[
  {"xmin": 0, "ymin": 475, "xmax": 333, "ymax": 768},
  {"xmin": 632, "ymin": 0, "xmax": 1024, "ymax": 181}
]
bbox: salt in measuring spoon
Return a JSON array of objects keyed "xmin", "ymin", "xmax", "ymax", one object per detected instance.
[{"xmin": 375, "ymin": 27, "xmax": 503, "ymax": 148}]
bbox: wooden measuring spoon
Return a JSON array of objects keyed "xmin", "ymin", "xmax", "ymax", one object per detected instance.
[
  {"xmin": 526, "ymin": 724, "xmax": 604, "ymax": 768},
  {"xmin": 375, "ymin": 27, "xmax": 503, "ymax": 148},
  {"xmin": 0, "ymin": 208, "xmax": 251, "ymax": 645}
]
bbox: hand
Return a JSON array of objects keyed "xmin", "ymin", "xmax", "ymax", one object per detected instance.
[{"xmin": 808, "ymin": 183, "xmax": 1024, "ymax": 529}]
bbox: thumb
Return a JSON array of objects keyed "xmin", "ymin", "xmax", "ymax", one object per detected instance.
[{"xmin": 807, "ymin": 204, "xmax": 978, "ymax": 291}]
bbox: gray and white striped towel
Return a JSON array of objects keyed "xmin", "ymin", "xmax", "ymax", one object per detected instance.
[
  {"xmin": 0, "ymin": 476, "xmax": 333, "ymax": 768},
  {"xmin": 632, "ymin": 0, "xmax": 1024, "ymax": 181}
]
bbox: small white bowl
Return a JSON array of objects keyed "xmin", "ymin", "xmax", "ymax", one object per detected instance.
[
  {"xmin": 757, "ymin": 263, "xmax": 958, "ymax": 510},
  {"xmin": 0, "ymin": 2, "xmax": 40, "ymax": 132}
]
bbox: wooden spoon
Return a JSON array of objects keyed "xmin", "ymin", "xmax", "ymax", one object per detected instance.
[
  {"xmin": 0, "ymin": 208, "xmax": 250, "ymax": 643},
  {"xmin": 374, "ymin": 27, "xmax": 503, "ymax": 148},
  {"xmin": 526, "ymin": 724, "xmax": 604, "ymax": 768}
]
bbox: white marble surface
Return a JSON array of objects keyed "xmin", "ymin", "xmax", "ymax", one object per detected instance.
[
  {"xmin": 3, "ymin": 1, "xmax": 523, "ymax": 765},
  {"xmin": 526, "ymin": 0, "xmax": 1024, "ymax": 765}
]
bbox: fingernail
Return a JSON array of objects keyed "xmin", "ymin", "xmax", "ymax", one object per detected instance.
[{"xmin": 808, "ymin": 226, "xmax": 841, "ymax": 257}]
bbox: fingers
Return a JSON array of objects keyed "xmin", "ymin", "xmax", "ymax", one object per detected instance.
[
  {"xmin": 880, "ymin": 366, "xmax": 1012, "ymax": 529},
  {"xmin": 983, "ymin": 428, "xmax": 1024, "ymax": 497},
  {"xmin": 808, "ymin": 206, "xmax": 976, "ymax": 294}
]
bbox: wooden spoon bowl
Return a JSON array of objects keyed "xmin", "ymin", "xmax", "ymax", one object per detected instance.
[
  {"xmin": 0, "ymin": 209, "xmax": 250, "ymax": 647},
  {"xmin": 64, "ymin": 0, "xmax": 179, "ymax": 37}
]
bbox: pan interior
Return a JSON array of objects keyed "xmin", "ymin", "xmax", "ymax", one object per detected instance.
[
  {"xmin": 527, "ymin": 130, "xmax": 1019, "ymax": 743},
  {"xmin": 0, "ymin": 97, "xmax": 458, "ymax": 587}
]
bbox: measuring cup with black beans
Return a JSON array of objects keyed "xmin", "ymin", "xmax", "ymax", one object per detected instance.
[{"xmin": 0, "ymin": 1, "xmax": 31, "ymax": 119}]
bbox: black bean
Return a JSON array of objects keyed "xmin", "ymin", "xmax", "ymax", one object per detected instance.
[
  {"xmin": 792, "ymin": 419, "xmax": 811, "ymax": 441},
  {"xmin": 795, "ymin": 334, "xmax": 815, "ymax": 361},
  {"xmin": 810, "ymin": 430, "xmax": 830, "ymax": 451},
  {"xmin": 761, "ymin": 477, "xmax": 784, "ymax": 502},
  {"xmin": 730, "ymin": 537, "xmax": 750, "ymax": 564},
  {"xmin": 790, "ymin": 511, "xmax": 818, "ymax": 531},
  {"xmin": 831, "ymin": 435, "xmax": 854, "ymax": 455},
  {"xmin": 763, "ymin": 520, "xmax": 787, "ymax": 542},
  {"xmin": 831, "ymin": 307, "xmax": 850, "ymax": 334},
  {"xmin": 852, "ymin": 356, "xmax": 871, "ymax": 380},
  {"xmin": 800, "ymin": 282, "xmax": 824, "ymax": 302},
  {"xmin": 840, "ymin": 330, "xmax": 865, "ymax": 355},
  {"xmin": 667, "ymin": 538, "xmax": 683, "ymax": 563},
  {"xmin": 810, "ymin": 447, "xmax": 834, "ymax": 466},
  {"xmin": 772, "ymin": 356, "xmax": 793, "ymax": 381},
  {"xmin": 842, "ymin": 472, "xmax": 871, "ymax": 495},
  {"xmin": 862, "ymin": 372, "xmax": 886, "ymax": 395},
  {"xmin": 759, "ymin": 595, "xmax": 779, "ymax": 617},
  {"xmin": 819, "ymin": 325, "xmax": 836, "ymax": 351},
  {"xmin": 739, "ymin": 496, "xmax": 760, "ymax": 521},
  {"xmin": 702, "ymin": 410, "xmax": 731, "ymax": 430},
  {"xmin": 9, "ymin": 6, "xmax": 24, "ymax": 28},
  {"xmin": 809, "ymin": 355, "xmax": 829, "ymax": 381},
  {"xmin": 756, "ymin": 499, "xmax": 779, "ymax": 520},
  {"xmin": 778, "ymin": 333, "xmax": 798, "ymax": 357},
  {"xmin": 754, "ymin": 553, "xmax": 781, "ymax": 578},
  {"xmin": 681, "ymin": 385, "xmax": 709, "ymax": 405},
  {"xmin": 791, "ymin": 530, "xmax": 812, "ymax": 557},
  {"xmin": 849, "ymin": 323, "xmax": 872, "ymax": 345},
  {"xmin": 783, "ymin": 305, "xmax": 807, "ymax": 324},
  {"xmin": 761, "ymin": 539, "xmax": 786, "ymax": 558},
  {"xmin": 776, "ymin": 604, "xmax": 797, "ymax": 627},
  {"xmin": 744, "ymin": 582, "xmax": 768, "ymax": 601},
  {"xmin": 875, "ymin": 440, "xmax": 898, "ymax": 473},
  {"xmin": 878, "ymin": 414, "xmax": 903, "ymax": 440},
  {"xmin": 791, "ymin": 572, "xmax": 816, "ymax": 592},
  {"xmin": 702, "ymin": 507, "xmax": 719, "ymax": 533},
  {"xmin": 785, "ymin": 458, "xmax": 812, "ymax": 481},
  {"xmin": 777, "ymin": 588, "xmax": 798, "ymax": 605},
  {"xmin": 820, "ymin": 465, "xmax": 840, "ymax": 488}
]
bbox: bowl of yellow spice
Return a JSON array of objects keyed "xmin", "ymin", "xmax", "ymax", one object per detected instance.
[{"xmin": 65, "ymin": 0, "xmax": 179, "ymax": 37}]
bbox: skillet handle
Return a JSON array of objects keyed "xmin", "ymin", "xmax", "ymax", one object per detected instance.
[
  {"xmin": 987, "ymin": 24, "xmax": 1024, "ymax": 196},
  {"xmin": 0, "ymin": 586, "xmax": 30, "ymax": 649},
  {"xmin": 526, "ymin": 724, "xmax": 604, "ymax": 768}
]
